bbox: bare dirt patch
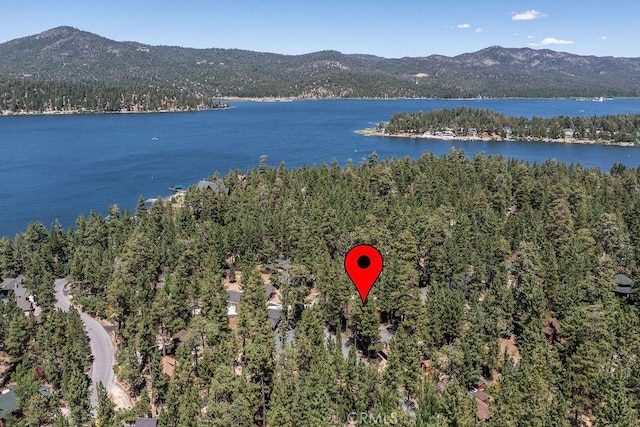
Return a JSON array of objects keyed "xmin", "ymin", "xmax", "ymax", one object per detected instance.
[
  {"xmin": 499, "ymin": 336, "xmax": 521, "ymax": 364},
  {"xmin": 261, "ymin": 272, "xmax": 271, "ymax": 285},
  {"xmin": 223, "ymin": 270, "xmax": 242, "ymax": 292},
  {"xmin": 110, "ymin": 379, "xmax": 133, "ymax": 410}
]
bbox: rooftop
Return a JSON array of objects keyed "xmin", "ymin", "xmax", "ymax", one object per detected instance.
[
  {"xmin": 0, "ymin": 275, "xmax": 32, "ymax": 312},
  {"xmin": 196, "ymin": 180, "xmax": 228, "ymax": 194},
  {"xmin": 266, "ymin": 284, "xmax": 278, "ymax": 300},
  {"xmin": 226, "ymin": 289, "xmax": 242, "ymax": 304},
  {"xmin": 615, "ymin": 274, "xmax": 633, "ymax": 286},
  {"xmin": 0, "ymin": 389, "xmax": 17, "ymax": 419},
  {"xmin": 135, "ymin": 418, "xmax": 158, "ymax": 427},
  {"xmin": 268, "ymin": 307, "xmax": 282, "ymax": 330}
]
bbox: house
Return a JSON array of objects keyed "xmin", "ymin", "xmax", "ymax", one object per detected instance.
[
  {"xmin": 476, "ymin": 398, "xmax": 490, "ymax": 421},
  {"xmin": 226, "ymin": 289, "xmax": 242, "ymax": 305},
  {"xmin": 0, "ymin": 276, "xmax": 33, "ymax": 315},
  {"xmin": 264, "ymin": 259, "xmax": 293, "ymax": 290},
  {"xmin": 0, "ymin": 385, "xmax": 51, "ymax": 424},
  {"xmin": 267, "ymin": 307, "xmax": 282, "ymax": 330},
  {"xmin": 265, "ymin": 258, "xmax": 292, "ymax": 271},
  {"xmin": 471, "ymin": 388, "xmax": 492, "ymax": 421},
  {"xmin": 162, "ymin": 356, "xmax": 176, "ymax": 381},
  {"xmin": 265, "ymin": 284, "xmax": 278, "ymax": 301},
  {"xmin": 613, "ymin": 273, "xmax": 635, "ymax": 296},
  {"xmin": 475, "ymin": 390, "xmax": 490, "ymax": 403},
  {"xmin": 0, "ymin": 389, "xmax": 17, "ymax": 423},
  {"xmin": 196, "ymin": 179, "xmax": 228, "ymax": 195},
  {"xmin": 226, "ymin": 289, "xmax": 242, "ymax": 331},
  {"xmin": 134, "ymin": 417, "xmax": 158, "ymax": 427},
  {"xmin": 227, "ymin": 304, "xmax": 238, "ymax": 331},
  {"xmin": 564, "ymin": 128, "xmax": 575, "ymax": 139}
]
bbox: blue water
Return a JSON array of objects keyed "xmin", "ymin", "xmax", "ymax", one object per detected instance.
[{"xmin": 2, "ymin": 98, "xmax": 640, "ymax": 238}]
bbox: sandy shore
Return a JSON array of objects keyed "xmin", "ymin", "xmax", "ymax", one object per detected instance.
[{"xmin": 356, "ymin": 128, "xmax": 637, "ymax": 147}]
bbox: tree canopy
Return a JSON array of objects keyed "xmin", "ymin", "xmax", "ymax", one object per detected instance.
[{"xmin": 2, "ymin": 150, "xmax": 640, "ymax": 425}]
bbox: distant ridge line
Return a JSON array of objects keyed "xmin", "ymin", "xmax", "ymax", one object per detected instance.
[{"xmin": 1, "ymin": 26, "xmax": 639, "ymax": 99}]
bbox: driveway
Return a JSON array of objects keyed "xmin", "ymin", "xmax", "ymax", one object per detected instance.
[{"xmin": 54, "ymin": 279, "xmax": 115, "ymax": 411}]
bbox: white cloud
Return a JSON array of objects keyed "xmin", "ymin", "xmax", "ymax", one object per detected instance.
[
  {"xmin": 457, "ymin": 23, "xmax": 471, "ymax": 29},
  {"xmin": 512, "ymin": 9, "xmax": 546, "ymax": 21},
  {"xmin": 601, "ymin": 36, "xmax": 607, "ymax": 40},
  {"xmin": 540, "ymin": 37, "xmax": 574, "ymax": 45},
  {"xmin": 527, "ymin": 35, "xmax": 535, "ymax": 39},
  {"xmin": 475, "ymin": 28, "xmax": 485, "ymax": 33}
]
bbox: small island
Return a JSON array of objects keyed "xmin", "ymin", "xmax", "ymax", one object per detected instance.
[{"xmin": 360, "ymin": 106, "xmax": 640, "ymax": 146}]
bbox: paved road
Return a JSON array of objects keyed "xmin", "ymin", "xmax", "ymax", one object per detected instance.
[{"xmin": 54, "ymin": 279, "xmax": 115, "ymax": 411}]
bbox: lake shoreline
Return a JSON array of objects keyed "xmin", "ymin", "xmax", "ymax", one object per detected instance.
[
  {"xmin": 356, "ymin": 128, "xmax": 638, "ymax": 147},
  {"xmin": 221, "ymin": 96, "xmax": 640, "ymax": 102},
  {"xmin": 0, "ymin": 105, "xmax": 231, "ymax": 117},
  {"xmin": 4, "ymin": 96, "xmax": 640, "ymax": 114}
]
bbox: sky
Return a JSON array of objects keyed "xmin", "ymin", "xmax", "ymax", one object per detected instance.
[{"xmin": 2, "ymin": 1, "xmax": 639, "ymax": 58}]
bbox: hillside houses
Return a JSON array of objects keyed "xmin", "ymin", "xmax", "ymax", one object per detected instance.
[
  {"xmin": 0, "ymin": 275, "xmax": 38, "ymax": 316},
  {"xmin": 223, "ymin": 262, "xmax": 286, "ymax": 332}
]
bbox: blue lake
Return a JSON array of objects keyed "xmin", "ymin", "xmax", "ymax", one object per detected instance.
[{"xmin": 2, "ymin": 98, "xmax": 640, "ymax": 238}]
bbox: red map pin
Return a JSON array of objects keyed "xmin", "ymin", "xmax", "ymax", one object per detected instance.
[{"xmin": 345, "ymin": 244, "xmax": 383, "ymax": 304}]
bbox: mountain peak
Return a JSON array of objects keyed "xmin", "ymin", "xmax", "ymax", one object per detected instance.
[{"xmin": 38, "ymin": 26, "xmax": 81, "ymax": 36}]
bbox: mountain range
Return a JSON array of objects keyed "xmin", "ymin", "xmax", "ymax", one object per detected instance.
[{"xmin": 2, "ymin": 26, "xmax": 640, "ymax": 99}]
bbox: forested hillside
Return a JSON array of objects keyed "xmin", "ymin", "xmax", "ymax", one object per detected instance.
[
  {"xmin": 1, "ymin": 151, "xmax": 640, "ymax": 425},
  {"xmin": 2, "ymin": 26, "xmax": 640, "ymax": 103}
]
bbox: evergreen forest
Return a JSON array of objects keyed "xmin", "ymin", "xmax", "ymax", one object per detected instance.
[
  {"xmin": 2, "ymin": 151, "xmax": 640, "ymax": 426},
  {"xmin": 382, "ymin": 107, "xmax": 640, "ymax": 144},
  {"xmin": 0, "ymin": 79, "xmax": 227, "ymax": 114}
]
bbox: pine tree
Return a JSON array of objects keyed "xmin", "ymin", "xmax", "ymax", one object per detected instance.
[
  {"xmin": 596, "ymin": 368, "xmax": 638, "ymax": 426},
  {"xmin": 425, "ymin": 284, "xmax": 464, "ymax": 346},
  {"xmin": 97, "ymin": 382, "xmax": 116, "ymax": 427},
  {"xmin": 349, "ymin": 297, "xmax": 380, "ymax": 356},
  {"xmin": 439, "ymin": 379, "xmax": 476, "ymax": 426},
  {"xmin": 415, "ymin": 378, "xmax": 440, "ymax": 426},
  {"xmin": 385, "ymin": 323, "xmax": 421, "ymax": 399},
  {"xmin": 5, "ymin": 309, "xmax": 31, "ymax": 363},
  {"xmin": 266, "ymin": 348, "xmax": 298, "ymax": 427},
  {"xmin": 63, "ymin": 368, "xmax": 91, "ymax": 426},
  {"xmin": 459, "ymin": 312, "xmax": 485, "ymax": 388},
  {"xmin": 200, "ymin": 274, "xmax": 229, "ymax": 335},
  {"xmin": 0, "ymin": 237, "xmax": 19, "ymax": 277},
  {"xmin": 22, "ymin": 393, "xmax": 55, "ymax": 427},
  {"xmin": 151, "ymin": 350, "xmax": 168, "ymax": 406},
  {"xmin": 12, "ymin": 364, "xmax": 40, "ymax": 409}
]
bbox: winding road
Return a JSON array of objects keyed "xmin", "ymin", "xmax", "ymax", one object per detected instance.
[{"xmin": 54, "ymin": 279, "xmax": 115, "ymax": 410}]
